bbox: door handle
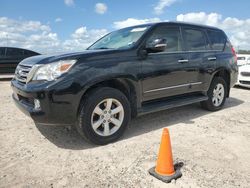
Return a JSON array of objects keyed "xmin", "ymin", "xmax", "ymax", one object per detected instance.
[
  {"xmin": 178, "ymin": 59, "xmax": 189, "ymax": 63},
  {"xmin": 208, "ymin": 57, "xmax": 217, "ymax": 61}
]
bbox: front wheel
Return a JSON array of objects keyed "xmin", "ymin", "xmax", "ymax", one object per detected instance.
[
  {"xmin": 76, "ymin": 87, "xmax": 131, "ymax": 145},
  {"xmin": 201, "ymin": 77, "xmax": 228, "ymax": 111}
]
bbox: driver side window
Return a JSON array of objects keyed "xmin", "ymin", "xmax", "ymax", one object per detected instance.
[{"xmin": 147, "ymin": 26, "xmax": 182, "ymax": 53}]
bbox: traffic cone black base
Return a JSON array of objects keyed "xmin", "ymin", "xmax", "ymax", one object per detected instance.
[{"xmin": 148, "ymin": 166, "xmax": 182, "ymax": 183}]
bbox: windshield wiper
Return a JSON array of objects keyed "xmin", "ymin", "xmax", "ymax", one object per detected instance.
[{"xmin": 94, "ymin": 47, "xmax": 114, "ymax": 50}]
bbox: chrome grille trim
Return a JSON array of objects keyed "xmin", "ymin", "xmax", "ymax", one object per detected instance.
[{"xmin": 15, "ymin": 64, "xmax": 33, "ymax": 84}]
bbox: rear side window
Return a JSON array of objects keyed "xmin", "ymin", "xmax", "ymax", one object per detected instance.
[
  {"xmin": 183, "ymin": 28, "xmax": 207, "ymax": 51},
  {"xmin": 207, "ymin": 30, "xmax": 226, "ymax": 51},
  {"xmin": 147, "ymin": 26, "xmax": 183, "ymax": 52}
]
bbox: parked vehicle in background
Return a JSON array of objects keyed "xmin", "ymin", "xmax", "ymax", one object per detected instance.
[
  {"xmin": 237, "ymin": 54, "xmax": 250, "ymax": 66},
  {"xmin": 236, "ymin": 64, "xmax": 250, "ymax": 88},
  {"xmin": 0, "ymin": 47, "xmax": 40, "ymax": 74},
  {"xmin": 11, "ymin": 22, "xmax": 238, "ymax": 145}
]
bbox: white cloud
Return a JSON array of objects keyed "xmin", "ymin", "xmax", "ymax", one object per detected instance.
[
  {"xmin": 63, "ymin": 27, "xmax": 108, "ymax": 51},
  {"xmin": 55, "ymin": 18, "xmax": 63, "ymax": 23},
  {"xmin": 176, "ymin": 12, "xmax": 250, "ymax": 49},
  {"xmin": 176, "ymin": 12, "xmax": 222, "ymax": 26},
  {"xmin": 64, "ymin": 0, "xmax": 74, "ymax": 7},
  {"xmin": 0, "ymin": 17, "xmax": 60, "ymax": 53},
  {"xmin": 0, "ymin": 17, "xmax": 108, "ymax": 53},
  {"xmin": 2, "ymin": 13, "xmax": 250, "ymax": 54},
  {"xmin": 113, "ymin": 18, "xmax": 161, "ymax": 29},
  {"xmin": 95, "ymin": 3, "xmax": 107, "ymax": 14},
  {"xmin": 154, "ymin": 0, "xmax": 177, "ymax": 15}
]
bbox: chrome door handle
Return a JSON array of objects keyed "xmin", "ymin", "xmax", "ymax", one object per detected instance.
[
  {"xmin": 208, "ymin": 57, "xmax": 217, "ymax": 61},
  {"xmin": 178, "ymin": 59, "xmax": 189, "ymax": 63}
]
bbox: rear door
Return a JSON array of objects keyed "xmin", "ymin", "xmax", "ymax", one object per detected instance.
[
  {"xmin": 181, "ymin": 27, "xmax": 213, "ymax": 92},
  {"xmin": 203, "ymin": 29, "xmax": 227, "ymax": 90}
]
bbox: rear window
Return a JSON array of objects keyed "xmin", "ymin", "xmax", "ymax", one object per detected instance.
[
  {"xmin": 183, "ymin": 28, "xmax": 207, "ymax": 51},
  {"xmin": 23, "ymin": 50, "xmax": 37, "ymax": 56},
  {"xmin": 237, "ymin": 57, "xmax": 246, "ymax": 60},
  {"xmin": 207, "ymin": 30, "xmax": 226, "ymax": 51}
]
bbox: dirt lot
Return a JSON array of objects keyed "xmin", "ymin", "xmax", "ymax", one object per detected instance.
[{"xmin": 0, "ymin": 81, "xmax": 250, "ymax": 188}]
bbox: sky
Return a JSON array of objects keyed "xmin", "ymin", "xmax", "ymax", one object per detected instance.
[{"xmin": 0, "ymin": 0, "xmax": 250, "ymax": 53}]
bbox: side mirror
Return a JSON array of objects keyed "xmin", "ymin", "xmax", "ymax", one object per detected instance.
[{"xmin": 146, "ymin": 38, "xmax": 167, "ymax": 52}]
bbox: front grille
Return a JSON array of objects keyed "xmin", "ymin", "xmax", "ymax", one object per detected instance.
[
  {"xmin": 241, "ymin": 72, "xmax": 250, "ymax": 77},
  {"xmin": 15, "ymin": 64, "xmax": 32, "ymax": 84},
  {"xmin": 240, "ymin": 81, "xmax": 250, "ymax": 85}
]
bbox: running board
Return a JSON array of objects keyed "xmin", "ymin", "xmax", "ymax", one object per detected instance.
[{"xmin": 138, "ymin": 94, "xmax": 208, "ymax": 116}]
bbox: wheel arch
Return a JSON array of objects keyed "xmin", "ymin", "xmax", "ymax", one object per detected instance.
[
  {"xmin": 212, "ymin": 68, "xmax": 231, "ymax": 97},
  {"xmin": 77, "ymin": 76, "xmax": 140, "ymax": 118}
]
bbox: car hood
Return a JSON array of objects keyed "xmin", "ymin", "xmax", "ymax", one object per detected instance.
[
  {"xmin": 239, "ymin": 64, "xmax": 250, "ymax": 72},
  {"xmin": 19, "ymin": 49, "xmax": 118, "ymax": 66}
]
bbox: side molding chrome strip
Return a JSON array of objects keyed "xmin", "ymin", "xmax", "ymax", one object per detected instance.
[{"xmin": 144, "ymin": 82, "xmax": 202, "ymax": 93}]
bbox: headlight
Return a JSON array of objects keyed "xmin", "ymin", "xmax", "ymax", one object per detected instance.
[{"xmin": 32, "ymin": 60, "xmax": 77, "ymax": 81}]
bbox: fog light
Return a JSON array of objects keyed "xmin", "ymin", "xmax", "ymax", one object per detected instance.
[{"xmin": 34, "ymin": 99, "xmax": 41, "ymax": 110}]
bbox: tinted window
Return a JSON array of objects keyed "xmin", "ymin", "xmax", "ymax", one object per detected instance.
[
  {"xmin": 6, "ymin": 48, "xmax": 23, "ymax": 56},
  {"xmin": 23, "ymin": 50, "xmax": 37, "ymax": 56},
  {"xmin": 183, "ymin": 28, "xmax": 207, "ymax": 51},
  {"xmin": 0, "ymin": 48, "xmax": 6, "ymax": 57},
  {"xmin": 147, "ymin": 26, "xmax": 182, "ymax": 52},
  {"xmin": 207, "ymin": 30, "xmax": 226, "ymax": 51}
]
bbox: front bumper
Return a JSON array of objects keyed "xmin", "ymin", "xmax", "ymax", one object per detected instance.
[{"xmin": 11, "ymin": 80, "xmax": 78, "ymax": 126}]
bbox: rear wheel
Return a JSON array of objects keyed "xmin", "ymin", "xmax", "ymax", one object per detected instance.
[
  {"xmin": 76, "ymin": 87, "xmax": 131, "ymax": 145},
  {"xmin": 201, "ymin": 77, "xmax": 227, "ymax": 111}
]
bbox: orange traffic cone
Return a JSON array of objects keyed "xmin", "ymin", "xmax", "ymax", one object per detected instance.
[{"xmin": 149, "ymin": 128, "xmax": 182, "ymax": 183}]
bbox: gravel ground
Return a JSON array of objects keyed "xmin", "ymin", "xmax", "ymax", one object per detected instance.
[{"xmin": 0, "ymin": 81, "xmax": 250, "ymax": 188}]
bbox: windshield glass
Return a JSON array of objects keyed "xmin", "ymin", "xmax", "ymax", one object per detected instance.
[{"xmin": 88, "ymin": 26, "xmax": 150, "ymax": 50}]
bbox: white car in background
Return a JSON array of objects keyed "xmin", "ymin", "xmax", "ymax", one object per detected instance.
[
  {"xmin": 237, "ymin": 54, "xmax": 250, "ymax": 66},
  {"xmin": 235, "ymin": 54, "xmax": 250, "ymax": 88},
  {"xmin": 236, "ymin": 64, "xmax": 250, "ymax": 88}
]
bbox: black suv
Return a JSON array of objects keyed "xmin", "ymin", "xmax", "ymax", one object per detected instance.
[
  {"xmin": 0, "ymin": 47, "xmax": 40, "ymax": 74},
  {"xmin": 11, "ymin": 22, "xmax": 238, "ymax": 145}
]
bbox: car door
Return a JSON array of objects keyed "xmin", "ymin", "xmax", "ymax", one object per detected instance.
[
  {"xmin": 141, "ymin": 25, "xmax": 200, "ymax": 102},
  {"xmin": 181, "ymin": 27, "xmax": 213, "ymax": 92}
]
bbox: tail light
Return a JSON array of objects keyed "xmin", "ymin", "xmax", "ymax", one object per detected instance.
[{"xmin": 231, "ymin": 45, "xmax": 237, "ymax": 63}]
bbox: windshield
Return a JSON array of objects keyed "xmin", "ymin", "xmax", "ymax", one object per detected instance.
[{"xmin": 88, "ymin": 26, "xmax": 150, "ymax": 50}]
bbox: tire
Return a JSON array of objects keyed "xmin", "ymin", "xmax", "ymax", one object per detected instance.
[
  {"xmin": 201, "ymin": 77, "xmax": 228, "ymax": 111},
  {"xmin": 76, "ymin": 87, "xmax": 131, "ymax": 145}
]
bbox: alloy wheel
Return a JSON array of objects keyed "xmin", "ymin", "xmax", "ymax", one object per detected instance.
[
  {"xmin": 91, "ymin": 98, "xmax": 124, "ymax": 137},
  {"xmin": 212, "ymin": 83, "xmax": 225, "ymax": 107}
]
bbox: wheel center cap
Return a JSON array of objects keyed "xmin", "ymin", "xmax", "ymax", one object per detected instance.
[{"xmin": 104, "ymin": 114, "xmax": 111, "ymax": 120}]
